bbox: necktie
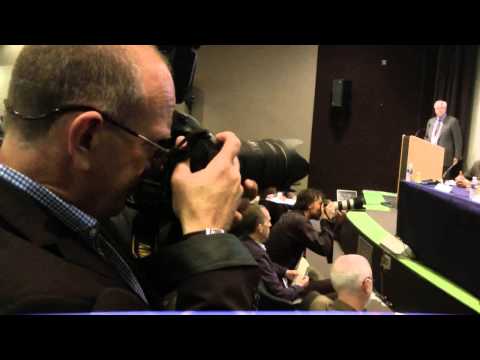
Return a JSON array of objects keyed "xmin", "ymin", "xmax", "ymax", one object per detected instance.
[
  {"xmin": 94, "ymin": 231, "xmax": 149, "ymax": 305},
  {"xmin": 434, "ymin": 119, "xmax": 442, "ymax": 138}
]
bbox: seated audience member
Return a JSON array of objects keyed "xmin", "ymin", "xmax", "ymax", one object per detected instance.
[
  {"xmin": 243, "ymin": 179, "xmax": 260, "ymax": 204},
  {"xmin": 267, "ymin": 188, "xmax": 343, "ymax": 271},
  {"xmin": 260, "ymin": 186, "xmax": 277, "ymax": 199},
  {"xmin": 455, "ymin": 160, "xmax": 480, "ymax": 188},
  {"xmin": 238, "ymin": 204, "xmax": 333, "ymax": 310},
  {"xmin": 327, "ymin": 254, "xmax": 373, "ymax": 311},
  {"xmin": 230, "ymin": 179, "xmax": 261, "ymax": 237}
]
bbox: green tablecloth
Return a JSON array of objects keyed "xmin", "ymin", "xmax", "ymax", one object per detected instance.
[{"xmin": 363, "ymin": 190, "xmax": 395, "ymax": 212}]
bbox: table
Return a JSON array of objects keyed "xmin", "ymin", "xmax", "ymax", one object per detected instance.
[
  {"xmin": 340, "ymin": 188, "xmax": 480, "ymax": 314},
  {"xmin": 397, "ymin": 181, "xmax": 480, "ymax": 299}
]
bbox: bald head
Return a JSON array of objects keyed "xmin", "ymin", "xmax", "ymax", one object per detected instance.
[
  {"xmin": 3, "ymin": 45, "xmax": 170, "ymax": 141},
  {"xmin": 0, "ymin": 45, "xmax": 175, "ymax": 219},
  {"xmin": 330, "ymin": 254, "xmax": 372, "ymax": 295}
]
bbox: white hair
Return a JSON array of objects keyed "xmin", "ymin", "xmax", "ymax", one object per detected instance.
[
  {"xmin": 331, "ymin": 270, "xmax": 363, "ymax": 294},
  {"xmin": 330, "ymin": 255, "xmax": 371, "ymax": 294},
  {"xmin": 434, "ymin": 100, "xmax": 447, "ymax": 108}
]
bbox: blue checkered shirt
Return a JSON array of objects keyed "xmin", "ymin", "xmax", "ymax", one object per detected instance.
[
  {"xmin": 0, "ymin": 164, "xmax": 97, "ymax": 234},
  {"xmin": 0, "ymin": 164, "xmax": 148, "ymax": 304}
]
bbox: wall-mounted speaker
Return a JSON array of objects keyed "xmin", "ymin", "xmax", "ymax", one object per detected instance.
[{"xmin": 331, "ymin": 79, "xmax": 352, "ymax": 108}]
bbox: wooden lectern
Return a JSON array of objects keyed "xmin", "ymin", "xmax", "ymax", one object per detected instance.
[{"xmin": 396, "ymin": 135, "xmax": 445, "ymax": 193}]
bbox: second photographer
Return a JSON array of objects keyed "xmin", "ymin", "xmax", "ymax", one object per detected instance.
[{"xmin": 266, "ymin": 188, "xmax": 346, "ymax": 294}]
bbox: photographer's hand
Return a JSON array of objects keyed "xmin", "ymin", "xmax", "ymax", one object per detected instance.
[
  {"xmin": 455, "ymin": 171, "xmax": 470, "ymax": 188},
  {"xmin": 171, "ymin": 131, "xmax": 243, "ymax": 235},
  {"xmin": 321, "ymin": 201, "xmax": 337, "ymax": 221},
  {"xmin": 334, "ymin": 210, "xmax": 347, "ymax": 225}
]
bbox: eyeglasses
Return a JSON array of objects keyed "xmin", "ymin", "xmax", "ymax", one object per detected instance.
[{"xmin": 3, "ymin": 100, "xmax": 171, "ymax": 159}]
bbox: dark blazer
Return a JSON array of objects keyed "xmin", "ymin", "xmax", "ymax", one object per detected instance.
[
  {"xmin": 464, "ymin": 160, "xmax": 480, "ymax": 179},
  {"xmin": 241, "ymin": 236, "xmax": 303, "ymax": 302},
  {"xmin": 326, "ymin": 299, "xmax": 358, "ymax": 311},
  {"xmin": 0, "ymin": 177, "xmax": 259, "ymax": 313},
  {"xmin": 0, "ymin": 177, "xmax": 143, "ymax": 314},
  {"xmin": 266, "ymin": 210, "xmax": 335, "ymax": 270},
  {"xmin": 425, "ymin": 115, "xmax": 463, "ymax": 168}
]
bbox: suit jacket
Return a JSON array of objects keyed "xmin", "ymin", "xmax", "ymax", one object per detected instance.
[
  {"xmin": 0, "ymin": 177, "xmax": 259, "ymax": 313},
  {"xmin": 241, "ymin": 236, "xmax": 303, "ymax": 302},
  {"xmin": 425, "ymin": 115, "xmax": 463, "ymax": 168},
  {"xmin": 266, "ymin": 210, "xmax": 335, "ymax": 270},
  {"xmin": 464, "ymin": 160, "xmax": 480, "ymax": 179},
  {"xmin": 326, "ymin": 299, "xmax": 359, "ymax": 311},
  {"xmin": 0, "ymin": 177, "xmax": 143, "ymax": 314}
]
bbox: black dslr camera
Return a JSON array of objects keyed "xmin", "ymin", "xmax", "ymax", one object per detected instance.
[
  {"xmin": 126, "ymin": 45, "xmax": 309, "ymax": 252},
  {"xmin": 126, "ymin": 110, "xmax": 310, "ymax": 252}
]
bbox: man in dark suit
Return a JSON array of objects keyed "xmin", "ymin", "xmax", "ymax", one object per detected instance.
[
  {"xmin": 455, "ymin": 160, "xmax": 480, "ymax": 188},
  {"xmin": 0, "ymin": 45, "xmax": 259, "ymax": 313},
  {"xmin": 238, "ymin": 204, "xmax": 332, "ymax": 310},
  {"xmin": 326, "ymin": 254, "xmax": 373, "ymax": 312},
  {"xmin": 424, "ymin": 100, "xmax": 463, "ymax": 177},
  {"xmin": 266, "ymin": 188, "xmax": 342, "ymax": 271}
]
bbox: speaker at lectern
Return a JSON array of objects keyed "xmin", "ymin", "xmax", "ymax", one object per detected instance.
[{"xmin": 396, "ymin": 135, "xmax": 445, "ymax": 193}]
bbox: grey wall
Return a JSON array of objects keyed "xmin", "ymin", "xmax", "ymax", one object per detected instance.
[
  {"xmin": 192, "ymin": 45, "xmax": 319, "ymax": 190},
  {"xmin": 0, "ymin": 46, "xmax": 24, "ymax": 116}
]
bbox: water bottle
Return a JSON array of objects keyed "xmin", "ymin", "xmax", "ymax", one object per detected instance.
[
  {"xmin": 415, "ymin": 171, "xmax": 422, "ymax": 183},
  {"xmin": 472, "ymin": 176, "xmax": 478, "ymax": 189},
  {"xmin": 469, "ymin": 176, "xmax": 478, "ymax": 200}
]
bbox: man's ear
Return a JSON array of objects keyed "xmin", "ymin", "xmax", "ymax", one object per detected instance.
[
  {"xmin": 67, "ymin": 112, "xmax": 103, "ymax": 171},
  {"xmin": 362, "ymin": 277, "xmax": 373, "ymax": 295}
]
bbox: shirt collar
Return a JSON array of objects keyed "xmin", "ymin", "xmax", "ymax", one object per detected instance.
[
  {"xmin": 253, "ymin": 238, "xmax": 267, "ymax": 251},
  {"xmin": 0, "ymin": 165, "xmax": 98, "ymax": 238}
]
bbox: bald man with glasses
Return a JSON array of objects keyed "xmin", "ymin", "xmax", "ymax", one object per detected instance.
[{"xmin": 0, "ymin": 45, "xmax": 259, "ymax": 313}]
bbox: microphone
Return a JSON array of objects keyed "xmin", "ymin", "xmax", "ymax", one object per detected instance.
[
  {"xmin": 414, "ymin": 128, "xmax": 426, "ymax": 138},
  {"xmin": 442, "ymin": 162, "xmax": 457, "ymax": 180}
]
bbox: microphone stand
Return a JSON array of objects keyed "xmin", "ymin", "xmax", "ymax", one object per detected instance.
[{"xmin": 442, "ymin": 162, "xmax": 457, "ymax": 181}]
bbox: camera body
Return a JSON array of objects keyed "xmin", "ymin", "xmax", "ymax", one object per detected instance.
[
  {"xmin": 128, "ymin": 111, "xmax": 309, "ymax": 252},
  {"xmin": 129, "ymin": 126, "xmax": 221, "ymax": 249}
]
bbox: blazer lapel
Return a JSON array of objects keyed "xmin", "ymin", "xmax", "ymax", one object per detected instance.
[
  {"xmin": 0, "ymin": 177, "xmax": 117, "ymax": 279},
  {"xmin": 438, "ymin": 116, "xmax": 451, "ymax": 141},
  {"xmin": 0, "ymin": 177, "xmax": 64, "ymax": 248}
]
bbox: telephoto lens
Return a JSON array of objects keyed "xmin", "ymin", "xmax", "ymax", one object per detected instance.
[
  {"xmin": 171, "ymin": 111, "xmax": 310, "ymax": 190},
  {"xmin": 334, "ymin": 198, "xmax": 365, "ymax": 211},
  {"xmin": 238, "ymin": 139, "xmax": 309, "ymax": 190}
]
